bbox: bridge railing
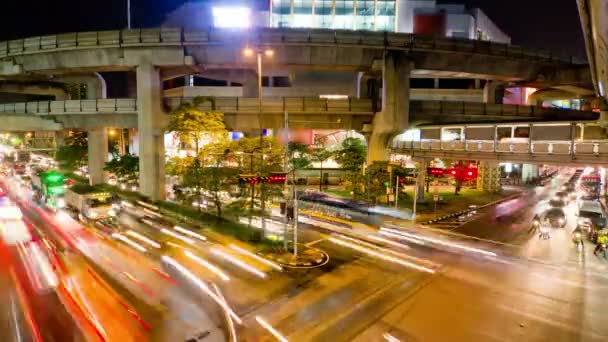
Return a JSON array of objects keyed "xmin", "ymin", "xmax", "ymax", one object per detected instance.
[
  {"xmin": 0, "ymin": 97, "xmax": 372, "ymax": 115},
  {"xmin": 164, "ymin": 97, "xmax": 374, "ymax": 113},
  {"xmin": 393, "ymin": 139, "xmax": 608, "ymax": 156},
  {"xmin": 0, "ymin": 99, "xmax": 137, "ymax": 114},
  {"xmin": 0, "ymin": 27, "xmax": 584, "ymax": 64}
]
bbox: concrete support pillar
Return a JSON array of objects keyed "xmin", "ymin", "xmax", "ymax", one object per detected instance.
[
  {"xmin": 483, "ymin": 81, "xmax": 505, "ymax": 104},
  {"xmin": 433, "ymin": 78, "xmax": 440, "ymax": 89},
  {"xmin": 128, "ymin": 129, "xmax": 139, "ymax": 155},
  {"xmin": 417, "ymin": 159, "xmax": 427, "ymax": 203},
  {"xmin": 474, "ymin": 79, "xmax": 481, "ymax": 89},
  {"xmin": 137, "ymin": 63, "xmax": 166, "ymax": 201},
  {"xmin": 599, "ymin": 99, "xmax": 608, "ymax": 127},
  {"xmin": 87, "ymin": 128, "xmax": 108, "ymax": 185},
  {"xmin": 357, "ymin": 72, "xmax": 369, "ymax": 99},
  {"xmin": 242, "ymin": 70, "xmax": 259, "ymax": 98},
  {"xmin": 522, "ymin": 164, "xmax": 539, "ymax": 182},
  {"xmin": 477, "ymin": 161, "xmax": 502, "ymax": 193},
  {"xmin": 54, "ymin": 130, "xmax": 66, "ymax": 148},
  {"xmin": 367, "ymin": 52, "xmax": 410, "ymax": 164}
]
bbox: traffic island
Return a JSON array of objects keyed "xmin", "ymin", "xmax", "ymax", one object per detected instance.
[{"xmin": 263, "ymin": 245, "xmax": 329, "ymax": 269}]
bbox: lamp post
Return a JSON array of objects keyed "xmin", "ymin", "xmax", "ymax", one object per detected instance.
[
  {"xmin": 126, "ymin": 0, "xmax": 131, "ymax": 29},
  {"xmin": 244, "ymin": 46, "xmax": 274, "ymax": 232}
]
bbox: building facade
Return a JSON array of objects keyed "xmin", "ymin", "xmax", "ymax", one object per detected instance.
[{"xmin": 164, "ymin": 1, "xmax": 510, "ymax": 43}]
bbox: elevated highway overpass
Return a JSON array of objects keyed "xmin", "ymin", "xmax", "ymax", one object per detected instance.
[
  {"xmin": 0, "ymin": 98, "xmax": 594, "ymax": 131},
  {"xmin": 0, "ymin": 27, "xmax": 594, "ymax": 200}
]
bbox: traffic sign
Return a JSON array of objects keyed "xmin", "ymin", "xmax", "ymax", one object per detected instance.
[{"xmin": 433, "ymin": 193, "xmax": 439, "ymax": 201}]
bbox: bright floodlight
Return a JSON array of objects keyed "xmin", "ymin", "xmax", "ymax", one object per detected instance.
[
  {"xmin": 243, "ymin": 47, "xmax": 254, "ymax": 57},
  {"xmin": 264, "ymin": 49, "xmax": 274, "ymax": 57},
  {"xmin": 213, "ymin": 7, "xmax": 251, "ymax": 28}
]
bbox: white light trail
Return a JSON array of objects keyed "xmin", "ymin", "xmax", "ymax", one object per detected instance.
[
  {"xmin": 161, "ymin": 256, "xmax": 242, "ymax": 324},
  {"xmin": 212, "ymin": 284, "xmax": 237, "ymax": 342},
  {"xmin": 328, "ymin": 237, "xmax": 435, "ymax": 274},
  {"xmin": 383, "ymin": 332, "xmax": 401, "ymax": 342},
  {"xmin": 379, "ymin": 230, "xmax": 426, "ymax": 246},
  {"xmin": 143, "ymin": 208, "xmax": 162, "ymax": 218},
  {"xmin": 255, "ymin": 316, "xmax": 288, "ymax": 342},
  {"xmin": 184, "ymin": 250, "xmax": 230, "ymax": 282},
  {"xmin": 229, "ymin": 244, "xmax": 282, "ymax": 271},
  {"xmin": 174, "ymin": 226, "xmax": 207, "ymax": 241},
  {"xmin": 125, "ymin": 230, "xmax": 161, "ymax": 249},
  {"xmin": 211, "ymin": 248, "xmax": 266, "ymax": 279},
  {"xmin": 112, "ymin": 233, "xmax": 147, "ymax": 253},
  {"xmin": 160, "ymin": 228, "xmax": 195, "ymax": 245},
  {"xmin": 380, "ymin": 227, "xmax": 496, "ymax": 257},
  {"xmin": 368, "ymin": 235, "xmax": 411, "ymax": 250},
  {"xmin": 137, "ymin": 201, "xmax": 159, "ymax": 211}
]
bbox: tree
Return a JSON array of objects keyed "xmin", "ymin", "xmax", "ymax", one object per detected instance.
[
  {"xmin": 287, "ymin": 142, "xmax": 311, "ymax": 172},
  {"xmin": 334, "ymin": 137, "xmax": 367, "ymax": 199},
  {"xmin": 168, "ymin": 96, "xmax": 228, "ymax": 211},
  {"xmin": 103, "ymin": 154, "xmax": 139, "ymax": 184},
  {"xmin": 168, "ymin": 96, "xmax": 227, "ymax": 155},
  {"xmin": 334, "ymin": 137, "xmax": 366, "ymax": 172},
  {"xmin": 310, "ymin": 147, "xmax": 333, "ymax": 191},
  {"xmin": 55, "ymin": 131, "xmax": 88, "ymax": 170}
]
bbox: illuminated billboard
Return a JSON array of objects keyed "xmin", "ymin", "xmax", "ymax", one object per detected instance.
[{"xmin": 212, "ymin": 6, "xmax": 251, "ymax": 28}]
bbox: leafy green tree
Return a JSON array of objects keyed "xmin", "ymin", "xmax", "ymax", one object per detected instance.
[
  {"xmin": 55, "ymin": 131, "xmax": 88, "ymax": 170},
  {"xmin": 334, "ymin": 137, "xmax": 366, "ymax": 172},
  {"xmin": 168, "ymin": 96, "xmax": 227, "ymax": 155},
  {"xmin": 103, "ymin": 154, "xmax": 139, "ymax": 184},
  {"xmin": 287, "ymin": 142, "xmax": 311, "ymax": 171},
  {"xmin": 310, "ymin": 148, "xmax": 333, "ymax": 191},
  {"xmin": 334, "ymin": 137, "xmax": 367, "ymax": 199}
]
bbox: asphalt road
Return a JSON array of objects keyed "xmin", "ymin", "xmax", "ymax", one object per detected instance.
[{"xmin": 241, "ymin": 171, "xmax": 608, "ymax": 341}]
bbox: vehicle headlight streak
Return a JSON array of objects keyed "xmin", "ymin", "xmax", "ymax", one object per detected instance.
[
  {"xmin": 112, "ymin": 233, "xmax": 147, "ymax": 253},
  {"xmin": 379, "ymin": 230, "xmax": 426, "ymax": 246},
  {"xmin": 367, "ymin": 235, "xmax": 412, "ymax": 250},
  {"xmin": 328, "ymin": 237, "xmax": 435, "ymax": 273},
  {"xmin": 125, "ymin": 230, "xmax": 161, "ymax": 249},
  {"xmin": 184, "ymin": 250, "xmax": 230, "ymax": 282},
  {"xmin": 160, "ymin": 228, "xmax": 195, "ymax": 245},
  {"xmin": 174, "ymin": 226, "xmax": 207, "ymax": 241},
  {"xmin": 255, "ymin": 316, "xmax": 288, "ymax": 342},
  {"xmin": 162, "ymin": 256, "xmax": 242, "ymax": 324},
  {"xmin": 211, "ymin": 248, "xmax": 267, "ymax": 279},
  {"xmin": 380, "ymin": 228, "xmax": 496, "ymax": 257},
  {"xmin": 229, "ymin": 244, "xmax": 283, "ymax": 271}
]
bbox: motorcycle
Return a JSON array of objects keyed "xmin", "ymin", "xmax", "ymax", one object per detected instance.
[
  {"xmin": 539, "ymin": 225, "xmax": 551, "ymax": 240},
  {"xmin": 572, "ymin": 231, "xmax": 584, "ymax": 252},
  {"xmin": 598, "ymin": 243, "xmax": 608, "ymax": 258}
]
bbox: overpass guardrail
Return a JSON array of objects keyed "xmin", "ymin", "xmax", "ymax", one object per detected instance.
[{"xmin": 0, "ymin": 27, "xmax": 585, "ymax": 65}]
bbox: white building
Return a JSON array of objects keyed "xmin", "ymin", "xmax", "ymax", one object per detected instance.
[{"xmin": 164, "ymin": 0, "xmax": 510, "ymax": 43}]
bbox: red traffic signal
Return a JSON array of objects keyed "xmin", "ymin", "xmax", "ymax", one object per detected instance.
[
  {"xmin": 427, "ymin": 167, "xmax": 444, "ymax": 176},
  {"xmin": 267, "ymin": 172, "xmax": 287, "ymax": 184}
]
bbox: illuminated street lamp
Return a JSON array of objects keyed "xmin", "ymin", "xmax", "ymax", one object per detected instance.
[{"xmin": 243, "ymin": 45, "xmax": 274, "ymax": 233}]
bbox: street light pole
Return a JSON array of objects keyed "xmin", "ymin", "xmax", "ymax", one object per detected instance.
[{"xmin": 127, "ymin": 0, "xmax": 131, "ymax": 29}]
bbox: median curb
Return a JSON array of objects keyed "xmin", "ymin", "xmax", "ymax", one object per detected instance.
[{"xmin": 422, "ymin": 190, "xmax": 525, "ymax": 225}]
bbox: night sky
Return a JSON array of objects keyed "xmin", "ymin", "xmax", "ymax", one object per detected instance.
[{"xmin": 0, "ymin": 0, "xmax": 585, "ymax": 58}]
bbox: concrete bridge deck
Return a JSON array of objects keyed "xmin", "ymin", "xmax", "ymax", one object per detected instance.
[
  {"xmin": 0, "ymin": 98, "xmax": 594, "ymax": 131},
  {"xmin": 0, "ymin": 27, "xmax": 588, "ymax": 83}
]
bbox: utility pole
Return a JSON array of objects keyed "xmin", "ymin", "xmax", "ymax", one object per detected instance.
[
  {"xmin": 127, "ymin": 0, "xmax": 131, "ymax": 29},
  {"xmin": 412, "ymin": 171, "xmax": 418, "ymax": 222},
  {"xmin": 395, "ymin": 176, "xmax": 399, "ymax": 208},
  {"xmin": 283, "ymin": 111, "xmax": 289, "ymax": 251}
]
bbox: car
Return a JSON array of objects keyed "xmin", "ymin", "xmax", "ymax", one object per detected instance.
[
  {"xmin": 554, "ymin": 191, "xmax": 569, "ymax": 202},
  {"xmin": 549, "ymin": 197, "xmax": 566, "ymax": 208},
  {"xmin": 543, "ymin": 208, "xmax": 567, "ymax": 228}
]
